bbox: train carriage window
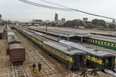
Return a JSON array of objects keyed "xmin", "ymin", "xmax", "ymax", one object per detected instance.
[
  {"xmin": 113, "ymin": 44, "xmax": 115, "ymax": 47},
  {"xmin": 99, "ymin": 41, "xmax": 101, "ymax": 44},
  {"xmin": 101, "ymin": 42, "xmax": 103, "ymax": 44},
  {"xmin": 114, "ymin": 44, "xmax": 116, "ymax": 47},
  {"xmin": 109, "ymin": 43, "xmax": 111, "ymax": 46},
  {"xmin": 98, "ymin": 41, "xmax": 100, "ymax": 44},
  {"xmin": 95, "ymin": 40, "xmax": 97, "ymax": 43}
]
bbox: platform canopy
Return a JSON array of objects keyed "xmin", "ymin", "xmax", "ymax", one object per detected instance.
[{"xmin": 77, "ymin": 33, "xmax": 91, "ymax": 37}]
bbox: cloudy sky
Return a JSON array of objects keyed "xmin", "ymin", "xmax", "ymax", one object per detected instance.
[{"xmin": 0, "ymin": 0, "xmax": 116, "ymax": 22}]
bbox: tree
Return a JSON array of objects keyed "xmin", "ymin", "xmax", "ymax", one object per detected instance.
[
  {"xmin": 91, "ymin": 19, "xmax": 106, "ymax": 28},
  {"xmin": 63, "ymin": 19, "xmax": 84, "ymax": 27},
  {"xmin": 50, "ymin": 22, "xmax": 56, "ymax": 26},
  {"xmin": 91, "ymin": 19, "xmax": 98, "ymax": 26},
  {"xmin": 85, "ymin": 22, "xmax": 94, "ymax": 29},
  {"xmin": 108, "ymin": 23, "xmax": 116, "ymax": 29},
  {"xmin": 63, "ymin": 20, "xmax": 74, "ymax": 27}
]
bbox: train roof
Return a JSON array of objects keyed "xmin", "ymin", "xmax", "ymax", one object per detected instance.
[
  {"xmin": 59, "ymin": 40, "xmax": 114, "ymax": 57},
  {"xmin": 43, "ymin": 41, "xmax": 85, "ymax": 55},
  {"xmin": 8, "ymin": 32, "xmax": 15, "ymax": 36},
  {"xmin": 9, "ymin": 44, "xmax": 24, "ymax": 50},
  {"xmin": 90, "ymin": 35, "xmax": 116, "ymax": 43}
]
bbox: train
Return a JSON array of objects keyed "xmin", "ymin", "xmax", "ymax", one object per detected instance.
[
  {"xmin": 28, "ymin": 27, "xmax": 116, "ymax": 51},
  {"xmin": 7, "ymin": 25, "xmax": 25, "ymax": 65},
  {"xmin": 83, "ymin": 35, "xmax": 116, "ymax": 50},
  {"xmin": 59, "ymin": 40, "xmax": 115, "ymax": 71},
  {"xmin": 0, "ymin": 25, "xmax": 6, "ymax": 39},
  {"xmin": 15, "ymin": 27, "xmax": 86, "ymax": 70},
  {"xmin": 26, "ymin": 27, "xmax": 116, "ymax": 71}
]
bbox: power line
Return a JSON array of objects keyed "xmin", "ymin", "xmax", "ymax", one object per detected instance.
[
  {"xmin": 41, "ymin": 0, "xmax": 116, "ymax": 20},
  {"xmin": 19, "ymin": 0, "xmax": 75, "ymax": 11},
  {"xmin": 19, "ymin": 0, "xmax": 116, "ymax": 20}
]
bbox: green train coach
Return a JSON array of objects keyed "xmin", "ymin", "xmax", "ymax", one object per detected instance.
[
  {"xmin": 83, "ymin": 35, "xmax": 116, "ymax": 50},
  {"xmin": 59, "ymin": 40, "xmax": 115, "ymax": 71},
  {"xmin": 15, "ymin": 27, "xmax": 86, "ymax": 70}
]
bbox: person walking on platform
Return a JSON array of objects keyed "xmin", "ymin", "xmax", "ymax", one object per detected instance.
[
  {"xmin": 38, "ymin": 62, "xmax": 42, "ymax": 72},
  {"xmin": 32, "ymin": 63, "xmax": 36, "ymax": 72}
]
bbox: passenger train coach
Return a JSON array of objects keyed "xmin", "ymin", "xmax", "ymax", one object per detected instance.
[
  {"xmin": 83, "ymin": 35, "xmax": 116, "ymax": 50},
  {"xmin": 15, "ymin": 27, "xmax": 86, "ymax": 70},
  {"xmin": 59, "ymin": 40, "xmax": 115, "ymax": 71}
]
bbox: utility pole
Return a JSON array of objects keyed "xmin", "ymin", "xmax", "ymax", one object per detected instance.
[
  {"xmin": 46, "ymin": 23, "xmax": 47, "ymax": 35},
  {"xmin": 75, "ymin": 20, "xmax": 77, "ymax": 34},
  {"xmin": 45, "ymin": 23, "xmax": 48, "ymax": 41}
]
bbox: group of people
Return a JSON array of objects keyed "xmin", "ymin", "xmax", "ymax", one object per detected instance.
[{"xmin": 32, "ymin": 62, "xmax": 42, "ymax": 72}]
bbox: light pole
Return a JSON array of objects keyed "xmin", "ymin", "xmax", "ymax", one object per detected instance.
[{"xmin": 46, "ymin": 23, "xmax": 47, "ymax": 35}]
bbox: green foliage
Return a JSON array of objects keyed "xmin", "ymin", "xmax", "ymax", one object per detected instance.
[
  {"xmin": 108, "ymin": 23, "xmax": 116, "ymax": 29},
  {"xmin": 85, "ymin": 22, "xmax": 94, "ymax": 29},
  {"xmin": 63, "ymin": 19, "xmax": 84, "ymax": 27},
  {"xmin": 91, "ymin": 19, "xmax": 98, "ymax": 25},
  {"xmin": 91, "ymin": 19, "xmax": 106, "ymax": 27},
  {"xmin": 50, "ymin": 22, "xmax": 56, "ymax": 26}
]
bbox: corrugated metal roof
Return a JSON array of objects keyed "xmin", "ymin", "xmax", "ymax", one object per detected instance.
[
  {"xmin": 43, "ymin": 41, "xmax": 85, "ymax": 55},
  {"xmin": 60, "ymin": 34, "xmax": 76, "ymax": 37},
  {"xmin": 59, "ymin": 40, "xmax": 114, "ymax": 57}
]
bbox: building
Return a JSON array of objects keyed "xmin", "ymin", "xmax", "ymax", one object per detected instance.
[
  {"xmin": 83, "ymin": 18, "xmax": 88, "ymax": 21},
  {"xmin": 31, "ymin": 19, "xmax": 42, "ymax": 25},
  {"xmin": 54, "ymin": 13, "xmax": 58, "ymax": 22},
  {"xmin": 61, "ymin": 18, "xmax": 65, "ymax": 23}
]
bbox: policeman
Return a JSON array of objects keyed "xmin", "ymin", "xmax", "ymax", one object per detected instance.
[
  {"xmin": 32, "ymin": 63, "xmax": 36, "ymax": 72},
  {"xmin": 38, "ymin": 62, "xmax": 42, "ymax": 72}
]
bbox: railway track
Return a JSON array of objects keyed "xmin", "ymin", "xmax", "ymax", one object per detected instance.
[
  {"xmin": 12, "ymin": 64, "xmax": 29, "ymax": 77},
  {"xmin": 24, "ymin": 39, "xmax": 68, "ymax": 77},
  {"xmin": 14, "ymin": 30, "xmax": 69, "ymax": 77}
]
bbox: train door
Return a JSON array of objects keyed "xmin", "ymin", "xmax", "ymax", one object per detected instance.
[
  {"xmin": 74, "ymin": 54, "xmax": 85, "ymax": 66},
  {"xmin": 104, "ymin": 56, "xmax": 115, "ymax": 70}
]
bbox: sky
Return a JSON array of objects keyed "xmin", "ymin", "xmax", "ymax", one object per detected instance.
[{"xmin": 0, "ymin": 0, "xmax": 116, "ymax": 22}]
